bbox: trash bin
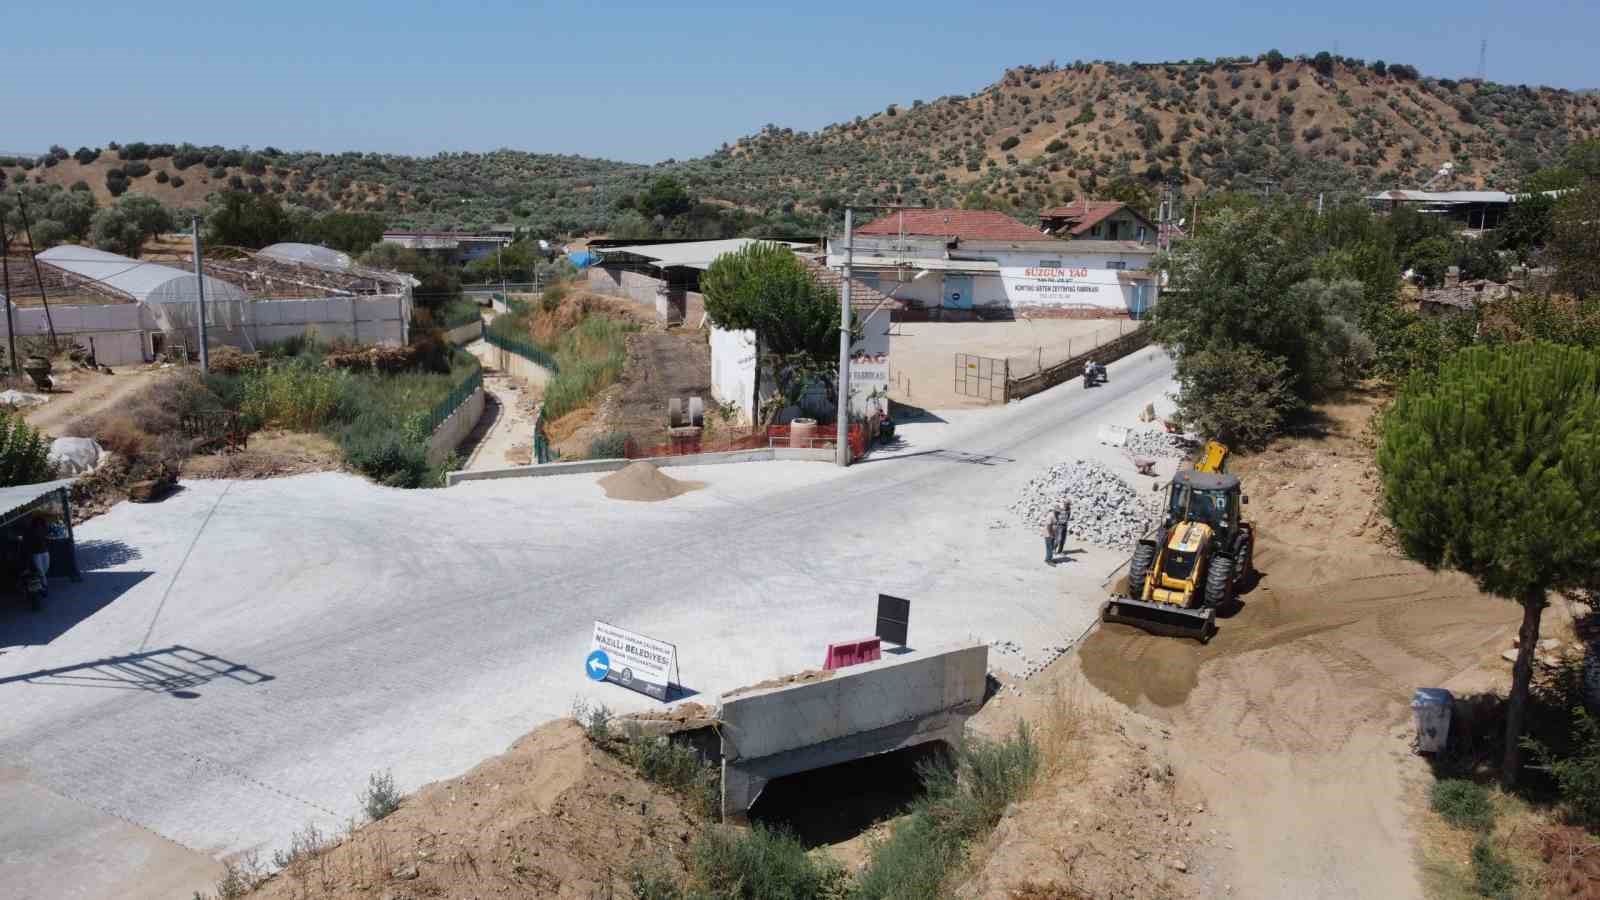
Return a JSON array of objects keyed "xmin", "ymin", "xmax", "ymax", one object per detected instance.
[{"xmin": 1412, "ymin": 688, "xmax": 1454, "ymax": 753}]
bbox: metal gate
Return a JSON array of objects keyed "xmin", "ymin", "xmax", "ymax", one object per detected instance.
[{"xmin": 953, "ymin": 353, "xmax": 1007, "ymax": 403}]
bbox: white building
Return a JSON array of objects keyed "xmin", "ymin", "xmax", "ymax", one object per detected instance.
[
  {"xmin": 709, "ymin": 257, "xmax": 898, "ymax": 425},
  {"xmin": 825, "ymin": 209, "xmax": 1158, "ymax": 319}
]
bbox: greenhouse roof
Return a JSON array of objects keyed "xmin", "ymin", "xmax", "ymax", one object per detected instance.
[
  {"xmin": 258, "ymin": 243, "xmax": 354, "ymax": 272},
  {"xmin": 36, "ymin": 246, "xmax": 249, "ymax": 306}
]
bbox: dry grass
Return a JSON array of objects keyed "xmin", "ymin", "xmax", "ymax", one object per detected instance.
[
  {"xmin": 1416, "ymin": 780, "xmax": 1565, "ymax": 899},
  {"xmin": 1032, "ymin": 682, "xmax": 1098, "ymax": 785}
]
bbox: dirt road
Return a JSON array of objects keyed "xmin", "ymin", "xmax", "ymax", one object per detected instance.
[
  {"xmin": 460, "ymin": 339, "xmax": 539, "ymax": 469},
  {"xmin": 21, "ymin": 366, "xmax": 163, "ymax": 436},
  {"xmin": 1073, "ymin": 391, "xmax": 1522, "ymax": 898}
]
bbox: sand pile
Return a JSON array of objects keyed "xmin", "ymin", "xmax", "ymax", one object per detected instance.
[{"xmin": 597, "ymin": 461, "xmax": 703, "ymax": 502}]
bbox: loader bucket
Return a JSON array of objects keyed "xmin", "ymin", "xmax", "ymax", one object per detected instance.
[{"xmin": 1101, "ymin": 597, "xmax": 1217, "ymax": 643}]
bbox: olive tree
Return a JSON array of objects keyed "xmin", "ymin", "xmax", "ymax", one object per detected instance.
[
  {"xmin": 90, "ymin": 194, "xmax": 175, "ymax": 258},
  {"xmin": 1378, "ymin": 342, "xmax": 1600, "ymax": 785}
]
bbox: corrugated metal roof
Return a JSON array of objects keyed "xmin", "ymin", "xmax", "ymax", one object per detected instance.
[
  {"xmin": 597, "ymin": 239, "xmax": 810, "ymax": 271},
  {"xmin": 0, "ymin": 478, "xmax": 75, "ymax": 526},
  {"xmin": 36, "ymin": 246, "xmax": 249, "ymax": 306}
]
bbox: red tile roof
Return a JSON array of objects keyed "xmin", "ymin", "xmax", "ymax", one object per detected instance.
[
  {"xmin": 854, "ymin": 209, "xmax": 1044, "ymax": 243},
  {"xmin": 804, "ymin": 258, "xmax": 904, "ymax": 310},
  {"xmin": 1038, "ymin": 200, "xmax": 1149, "ymax": 237}
]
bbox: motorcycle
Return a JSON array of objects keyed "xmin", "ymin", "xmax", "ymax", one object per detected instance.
[
  {"xmin": 1083, "ymin": 361, "xmax": 1108, "ymax": 388},
  {"xmin": 21, "ymin": 565, "xmax": 44, "ymax": 612}
]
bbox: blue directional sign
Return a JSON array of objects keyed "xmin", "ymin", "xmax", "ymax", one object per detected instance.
[{"xmin": 585, "ymin": 649, "xmax": 611, "ymax": 681}]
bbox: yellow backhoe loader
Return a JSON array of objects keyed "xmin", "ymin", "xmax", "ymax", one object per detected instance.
[{"xmin": 1101, "ymin": 469, "xmax": 1254, "ymax": 642}]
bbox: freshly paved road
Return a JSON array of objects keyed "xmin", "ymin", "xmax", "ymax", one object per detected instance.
[{"xmin": 0, "ymin": 347, "xmax": 1176, "ymax": 899}]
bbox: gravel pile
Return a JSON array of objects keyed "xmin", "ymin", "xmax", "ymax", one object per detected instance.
[
  {"xmin": 1009, "ymin": 458, "xmax": 1159, "ymax": 549},
  {"xmin": 1125, "ymin": 428, "xmax": 1194, "ymax": 459}
]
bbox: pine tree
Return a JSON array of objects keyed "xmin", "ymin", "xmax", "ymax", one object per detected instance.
[{"xmin": 1378, "ymin": 342, "xmax": 1600, "ymax": 784}]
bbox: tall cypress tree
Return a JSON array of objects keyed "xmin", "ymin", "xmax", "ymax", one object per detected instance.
[{"xmin": 1379, "ymin": 342, "xmax": 1600, "ymax": 784}]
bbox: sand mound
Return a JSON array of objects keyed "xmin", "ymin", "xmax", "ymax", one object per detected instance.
[
  {"xmin": 245, "ymin": 720, "xmax": 698, "ymax": 899},
  {"xmin": 598, "ymin": 461, "xmax": 703, "ymax": 502}
]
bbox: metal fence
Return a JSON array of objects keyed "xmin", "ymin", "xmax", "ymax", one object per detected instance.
[
  {"xmin": 954, "ymin": 353, "xmax": 1007, "ymax": 403},
  {"xmin": 1003, "ymin": 318, "xmax": 1142, "ymax": 379},
  {"xmin": 623, "ymin": 424, "xmax": 867, "ymax": 461},
  {"xmin": 422, "ymin": 357, "xmax": 484, "ymax": 435},
  {"xmin": 483, "ymin": 326, "xmax": 560, "ymax": 373}
]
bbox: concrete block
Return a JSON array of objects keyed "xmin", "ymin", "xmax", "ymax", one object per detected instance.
[{"xmin": 717, "ymin": 642, "xmax": 986, "ymax": 763}]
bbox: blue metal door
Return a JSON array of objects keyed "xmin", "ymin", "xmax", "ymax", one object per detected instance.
[{"xmin": 944, "ymin": 275, "xmax": 973, "ymax": 309}]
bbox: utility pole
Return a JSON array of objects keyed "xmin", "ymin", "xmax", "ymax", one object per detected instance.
[
  {"xmin": 191, "ymin": 216, "xmax": 210, "ymax": 373},
  {"xmin": 15, "ymin": 191, "xmax": 57, "ymax": 350},
  {"xmin": 0, "ymin": 217, "xmax": 15, "ymax": 373},
  {"xmin": 836, "ymin": 208, "xmax": 854, "ymax": 467}
]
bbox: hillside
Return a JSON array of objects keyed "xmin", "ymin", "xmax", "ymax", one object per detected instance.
[
  {"xmin": 693, "ymin": 56, "xmax": 1600, "ymax": 212},
  {"xmin": 4, "ymin": 52, "xmax": 1596, "ymax": 235}
]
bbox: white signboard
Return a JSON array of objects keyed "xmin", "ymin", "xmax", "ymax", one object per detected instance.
[
  {"xmin": 588, "ymin": 620, "xmax": 678, "ymax": 702},
  {"xmin": 1001, "ymin": 266, "xmax": 1130, "ymax": 311}
]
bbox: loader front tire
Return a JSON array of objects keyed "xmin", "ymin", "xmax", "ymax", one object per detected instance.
[
  {"xmin": 1127, "ymin": 541, "xmax": 1157, "ymax": 599},
  {"xmin": 1204, "ymin": 555, "xmax": 1236, "ymax": 609}
]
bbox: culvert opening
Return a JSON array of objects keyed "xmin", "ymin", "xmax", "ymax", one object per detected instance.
[{"xmin": 747, "ymin": 741, "xmax": 949, "ymax": 847}]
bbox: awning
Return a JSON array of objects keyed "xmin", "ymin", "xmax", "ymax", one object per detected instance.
[
  {"xmin": 846, "ymin": 258, "xmax": 1001, "ymax": 273},
  {"xmin": 0, "ymin": 478, "xmax": 76, "ymax": 527}
]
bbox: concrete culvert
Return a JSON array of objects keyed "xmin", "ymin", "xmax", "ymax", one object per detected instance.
[{"xmin": 747, "ymin": 742, "xmax": 950, "ymax": 847}]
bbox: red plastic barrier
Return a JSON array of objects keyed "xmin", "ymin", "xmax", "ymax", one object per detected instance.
[{"xmin": 823, "ymin": 637, "xmax": 882, "ymax": 670}]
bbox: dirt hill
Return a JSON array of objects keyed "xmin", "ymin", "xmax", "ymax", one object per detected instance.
[{"xmin": 5, "ymin": 53, "xmax": 1596, "ymax": 232}]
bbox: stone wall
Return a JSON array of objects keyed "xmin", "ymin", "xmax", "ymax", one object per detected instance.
[{"xmin": 1005, "ymin": 325, "xmax": 1153, "ymax": 401}]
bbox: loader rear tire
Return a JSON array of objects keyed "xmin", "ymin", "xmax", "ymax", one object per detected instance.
[
  {"xmin": 1127, "ymin": 541, "xmax": 1157, "ymax": 599},
  {"xmin": 1204, "ymin": 555, "xmax": 1236, "ymax": 609}
]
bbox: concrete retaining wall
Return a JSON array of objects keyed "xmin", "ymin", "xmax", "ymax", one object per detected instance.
[
  {"xmin": 444, "ymin": 319, "xmax": 484, "ymax": 345},
  {"xmin": 426, "ymin": 386, "xmax": 485, "ymax": 466},
  {"xmin": 444, "ymin": 446, "xmax": 834, "ymax": 486},
  {"xmin": 717, "ymin": 643, "xmax": 988, "ymax": 819}
]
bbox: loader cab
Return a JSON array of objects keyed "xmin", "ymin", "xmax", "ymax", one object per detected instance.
[{"xmin": 1165, "ymin": 471, "xmax": 1242, "ymax": 542}]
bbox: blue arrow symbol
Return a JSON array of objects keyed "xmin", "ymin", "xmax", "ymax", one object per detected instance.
[{"xmin": 585, "ymin": 649, "xmax": 610, "ymax": 681}]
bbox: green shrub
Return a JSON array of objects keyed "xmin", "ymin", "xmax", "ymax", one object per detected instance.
[
  {"xmin": 1431, "ymin": 779, "xmax": 1496, "ymax": 831},
  {"xmin": 854, "ymin": 725, "xmax": 1040, "ymax": 899},
  {"xmin": 1170, "ymin": 343, "xmax": 1298, "ymax": 449},
  {"xmin": 360, "ymin": 769, "xmax": 403, "ymax": 821},
  {"xmin": 1471, "ymin": 837, "xmax": 1515, "ymax": 899},
  {"xmin": 624, "ymin": 735, "xmax": 719, "ymax": 819},
  {"xmin": 439, "ymin": 298, "xmax": 483, "ymax": 330},
  {"xmin": 688, "ymin": 824, "xmax": 847, "ymax": 899},
  {"xmin": 1526, "ymin": 706, "xmax": 1600, "ymax": 825},
  {"xmin": 239, "ymin": 364, "xmax": 349, "ymax": 430},
  {"xmin": 628, "ymin": 867, "xmax": 684, "ymax": 900},
  {"xmin": 0, "ymin": 410, "xmax": 57, "ymax": 486},
  {"xmin": 587, "ymin": 431, "xmax": 632, "ymax": 459},
  {"xmin": 542, "ymin": 316, "xmax": 632, "ymax": 420}
]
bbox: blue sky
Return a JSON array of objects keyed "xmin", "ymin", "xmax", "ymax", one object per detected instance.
[{"xmin": 4, "ymin": 1, "xmax": 1595, "ymax": 163}]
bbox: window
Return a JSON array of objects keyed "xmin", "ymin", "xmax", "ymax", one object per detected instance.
[
  {"xmin": 1107, "ymin": 261, "xmax": 1127, "ymax": 270},
  {"xmin": 1136, "ymin": 225, "xmax": 1148, "ymax": 241},
  {"xmin": 1038, "ymin": 259, "xmax": 1061, "ymax": 268}
]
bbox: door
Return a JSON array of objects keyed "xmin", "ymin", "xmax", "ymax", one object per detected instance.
[{"xmin": 943, "ymin": 274, "xmax": 973, "ymax": 310}]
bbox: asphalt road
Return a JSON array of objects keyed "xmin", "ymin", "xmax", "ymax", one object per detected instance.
[{"xmin": 0, "ymin": 346, "xmax": 1177, "ymax": 899}]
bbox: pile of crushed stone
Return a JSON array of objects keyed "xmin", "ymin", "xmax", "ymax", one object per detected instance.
[
  {"xmin": 1008, "ymin": 458, "xmax": 1160, "ymax": 549},
  {"xmin": 597, "ymin": 461, "xmax": 703, "ymax": 502},
  {"xmin": 1125, "ymin": 428, "xmax": 1195, "ymax": 459}
]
